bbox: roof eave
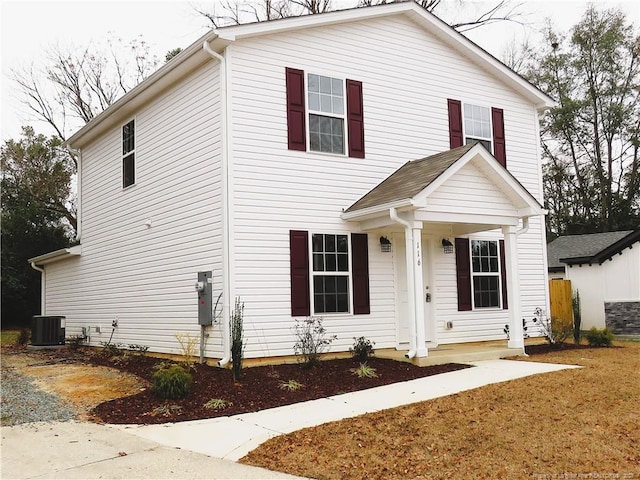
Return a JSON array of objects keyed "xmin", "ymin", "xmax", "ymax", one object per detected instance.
[
  {"xmin": 28, "ymin": 245, "xmax": 82, "ymax": 266},
  {"xmin": 216, "ymin": 2, "xmax": 554, "ymax": 109},
  {"xmin": 66, "ymin": 31, "xmax": 225, "ymax": 149}
]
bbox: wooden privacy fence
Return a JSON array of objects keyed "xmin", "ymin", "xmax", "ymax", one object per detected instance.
[{"xmin": 549, "ymin": 279, "xmax": 573, "ymax": 327}]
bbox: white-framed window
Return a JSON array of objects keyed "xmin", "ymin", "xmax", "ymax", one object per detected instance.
[
  {"xmin": 122, "ymin": 119, "xmax": 135, "ymax": 188},
  {"xmin": 470, "ymin": 240, "xmax": 502, "ymax": 308},
  {"xmin": 307, "ymin": 74, "xmax": 345, "ymax": 155},
  {"xmin": 311, "ymin": 233, "xmax": 350, "ymax": 313},
  {"xmin": 463, "ymin": 104, "xmax": 492, "ymax": 153}
]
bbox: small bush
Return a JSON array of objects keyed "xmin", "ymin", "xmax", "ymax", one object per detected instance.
[
  {"xmin": 67, "ymin": 335, "xmax": 85, "ymax": 350},
  {"xmin": 150, "ymin": 404, "xmax": 183, "ymax": 417},
  {"xmin": 152, "ymin": 364, "xmax": 192, "ymax": 399},
  {"xmin": 100, "ymin": 342, "xmax": 125, "ymax": 357},
  {"xmin": 231, "ymin": 297, "xmax": 245, "ymax": 381},
  {"xmin": 531, "ymin": 308, "xmax": 572, "ymax": 347},
  {"xmin": 572, "ymin": 290, "xmax": 582, "ymax": 344},
  {"xmin": 349, "ymin": 336, "xmax": 375, "ymax": 361},
  {"xmin": 585, "ymin": 327, "xmax": 614, "ymax": 347},
  {"xmin": 350, "ymin": 362, "xmax": 378, "ymax": 378},
  {"xmin": 128, "ymin": 344, "xmax": 149, "ymax": 356},
  {"xmin": 279, "ymin": 379, "xmax": 304, "ymax": 391},
  {"xmin": 292, "ymin": 316, "xmax": 337, "ymax": 368},
  {"xmin": 17, "ymin": 328, "xmax": 30, "ymax": 346},
  {"xmin": 203, "ymin": 398, "xmax": 232, "ymax": 410}
]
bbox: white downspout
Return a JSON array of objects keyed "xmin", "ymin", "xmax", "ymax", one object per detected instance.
[
  {"xmin": 516, "ymin": 217, "xmax": 529, "ymax": 237},
  {"xmin": 68, "ymin": 146, "xmax": 82, "ymax": 242},
  {"xmin": 203, "ymin": 40, "xmax": 231, "ymax": 368},
  {"xmin": 30, "ymin": 262, "xmax": 45, "ymax": 315},
  {"xmin": 390, "ymin": 208, "xmax": 417, "ymax": 359}
]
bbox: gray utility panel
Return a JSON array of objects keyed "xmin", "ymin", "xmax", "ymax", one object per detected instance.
[{"xmin": 196, "ymin": 271, "xmax": 213, "ymax": 325}]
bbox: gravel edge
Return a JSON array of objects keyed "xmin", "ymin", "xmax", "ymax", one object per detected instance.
[{"xmin": 1, "ymin": 366, "xmax": 76, "ymax": 426}]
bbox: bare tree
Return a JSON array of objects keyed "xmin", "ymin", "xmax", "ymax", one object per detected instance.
[
  {"xmin": 11, "ymin": 36, "xmax": 159, "ymax": 141},
  {"xmin": 197, "ymin": 0, "xmax": 525, "ymax": 31}
]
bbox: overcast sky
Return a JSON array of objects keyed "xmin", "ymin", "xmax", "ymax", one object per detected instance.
[{"xmin": 1, "ymin": 0, "xmax": 638, "ymax": 141}]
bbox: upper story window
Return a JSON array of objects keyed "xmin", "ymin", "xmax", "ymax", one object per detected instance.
[
  {"xmin": 122, "ymin": 120, "xmax": 135, "ymax": 188},
  {"xmin": 471, "ymin": 240, "xmax": 501, "ymax": 308},
  {"xmin": 447, "ymin": 99, "xmax": 506, "ymax": 168},
  {"xmin": 285, "ymin": 67, "xmax": 365, "ymax": 158},
  {"xmin": 308, "ymin": 74, "xmax": 345, "ymax": 155},
  {"xmin": 463, "ymin": 104, "xmax": 492, "ymax": 152}
]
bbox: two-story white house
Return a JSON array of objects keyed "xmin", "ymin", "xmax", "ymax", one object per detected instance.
[{"xmin": 30, "ymin": 2, "xmax": 555, "ymax": 364}]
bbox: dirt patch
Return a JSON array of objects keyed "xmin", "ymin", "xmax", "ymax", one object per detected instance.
[{"xmin": 1, "ymin": 350, "xmax": 147, "ymax": 421}]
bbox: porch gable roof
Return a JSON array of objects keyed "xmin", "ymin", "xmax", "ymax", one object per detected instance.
[{"xmin": 342, "ymin": 143, "xmax": 544, "ymax": 221}]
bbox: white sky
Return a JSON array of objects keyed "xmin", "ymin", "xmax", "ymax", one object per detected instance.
[{"xmin": 1, "ymin": 0, "xmax": 638, "ymax": 141}]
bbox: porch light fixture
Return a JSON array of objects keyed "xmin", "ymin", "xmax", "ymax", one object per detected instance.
[
  {"xmin": 379, "ymin": 236, "xmax": 392, "ymax": 252},
  {"xmin": 442, "ymin": 238, "xmax": 454, "ymax": 254}
]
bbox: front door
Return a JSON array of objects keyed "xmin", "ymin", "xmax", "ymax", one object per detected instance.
[{"xmin": 394, "ymin": 233, "xmax": 432, "ymax": 346}]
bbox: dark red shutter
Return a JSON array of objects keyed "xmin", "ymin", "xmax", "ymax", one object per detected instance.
[
  {"xmin": 499, "ymin": 239, "xmax": 508, "ymax": 309},
  {"xmin": 455, "ymin": 238, "xmax": 472, "ymax": 311},
  {"xmin": 285, "ymin": 68, "xmax": 306, "ymax": 151},
  {"xmin": 351, "ymin": 233, "xmax": 370, "ymax": 314},
  {"xmin": 448, "ymin": 99, "xmax": 463, "ymax": 149},
  {"xmin": 346, "ymin": 79, "xmax": 365, "ymax": 158},
  {"xmin": 492, "ymin": 107, "xmax": 506, "ymax": 168},
  {"xmin": 290, "ymin": 230, "xmax": 310, "ymax": 316}
]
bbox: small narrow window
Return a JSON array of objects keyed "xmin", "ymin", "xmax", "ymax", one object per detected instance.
[
  {"xmin": 122, "ymin": 120, "xmax": 135, "ymax": 188},
  {"xmin": 463, "ymin": 104, "xmax": 492, "ymax": 152}
]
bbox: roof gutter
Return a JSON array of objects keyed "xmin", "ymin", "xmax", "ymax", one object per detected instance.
[{"xmin": 203, "ymin": 39, "xmax": 231, "ymax": 368}]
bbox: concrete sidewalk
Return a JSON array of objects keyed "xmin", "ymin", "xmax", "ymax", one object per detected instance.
[
  {"xmin": 120, "ymin": 359, "xmax": 580, "ymax": 461},
  {"xmin": 0, "ymin": 421, "xmax": 305, "ymax": 479},
  {"xmin": 1, "ymin": 359, "xmax": 579, "ymax": 479}
]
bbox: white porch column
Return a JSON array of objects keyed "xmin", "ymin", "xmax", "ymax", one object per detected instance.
[
  {"xmin": 502, "ymin": 225, "xmax": 524, "ymax": 349},
  {"xmin": 403, "ymin": 227, "xmax": 417, "ymax": 354},
  {"xmin": 412, "ymin": 225, "xmax": 428, "ymax": 357}
]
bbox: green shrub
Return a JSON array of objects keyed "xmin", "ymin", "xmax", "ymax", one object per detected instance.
[
  {"xmin": 349, "ymin": 336, "xmax": 375, "ymax": 361},
  {"xmin": 350, "ymin": 362, "xmax": 378, "ymax": 378},
  {"xmin": 292, "ymin": 316, "xmax": 337, "ymax": 368},
  {"xmin": 585, "ymin": 327, "xmax": 614, "ymax": 347},
  {"xmin": 203, "ymin": 398, "xmax": 232, "ymax": 410},
  {"xmin": 231, "ymin": 297, "xmax": 245, "ymax": 381},
  {"xmin": 572, "ymin": 290, "xmax": 582, "ymax": 344},
  {"xmin": 152, "ymin": 364, "xmax": 192, "ymax": 399},
  {"xmin": 278, "ymin": 379, "xmax": 304, "ymax": 391}
]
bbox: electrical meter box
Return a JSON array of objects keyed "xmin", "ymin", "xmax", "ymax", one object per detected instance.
[{"xmin": 195, "ymin": 271, "xmax": 213, "ymax": 325}]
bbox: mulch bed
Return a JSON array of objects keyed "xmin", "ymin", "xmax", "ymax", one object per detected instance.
[
  {"xmin": 522, "ymin": 342, "xmax": 608, "ymax": 356},
  {"xmin": 87, "ymin": 354, "xmax": 469, "ymax": 425}
]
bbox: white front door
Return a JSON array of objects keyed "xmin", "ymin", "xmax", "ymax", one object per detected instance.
[{"xmin": 394, "ymin": 233, "xmax": 432, "ymax": 346}]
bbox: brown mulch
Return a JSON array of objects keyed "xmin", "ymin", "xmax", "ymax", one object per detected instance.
[{"xmin": 86, "ymin": 353, "xmax": 469, "ymax": 424}]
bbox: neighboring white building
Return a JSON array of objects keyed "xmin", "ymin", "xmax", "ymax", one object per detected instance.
[
  {"xmin": 30, "ymin": 2, "xmax": 556, "ymax": 362},
  {"xmin": 547, "ymin": 230, "xmax": 640, "ymax": 332}
]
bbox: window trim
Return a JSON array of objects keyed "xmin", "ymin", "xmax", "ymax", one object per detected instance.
[
  {"xmin": 309, "ymin": 232, "xmax": 352, "ymax": 315},
  {"xmin": 305, "ymin": 73, "xmax": 349, "ymax": 157},
  {"xmin": 462, "ymin": 102, "xmax": 493, "ymax": 154},
  {"xmin": 122, "ymin": 118, "xmax": 136, "ymax": 189},
  {"xmin": 469, "ymin": 239, "xmax": 503, "ymax": 310}
]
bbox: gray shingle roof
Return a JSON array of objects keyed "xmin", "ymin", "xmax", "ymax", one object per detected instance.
[
  {"xmin": 546, "ymin": 230, "xmax": 635, "ymax": 271},
  {"xmin": 345, "ymin": 144, "xmax": 474, "ymax": 212}
]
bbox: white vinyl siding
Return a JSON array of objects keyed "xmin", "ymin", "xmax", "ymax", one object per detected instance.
[
  {"xmin": 43, "ymin": 62, "xmax": 224, "ymax": 356},
  {"xmin": 228, "ymin": 15, "xmax": 547, "ymax": 354}
]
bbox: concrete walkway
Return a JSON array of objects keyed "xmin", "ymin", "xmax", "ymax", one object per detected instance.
[
  {"xmin": 1, "ymin": 359, "xmax": 579, "ymax": 479},
  {"xmin": 120, "ymin": 359, "xmax": 580, "ymax": 461}
]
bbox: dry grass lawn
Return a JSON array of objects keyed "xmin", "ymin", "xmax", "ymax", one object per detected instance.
[{"xmin": 242, "ymin": 341, "xmax": 640, "ymax": 479}]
